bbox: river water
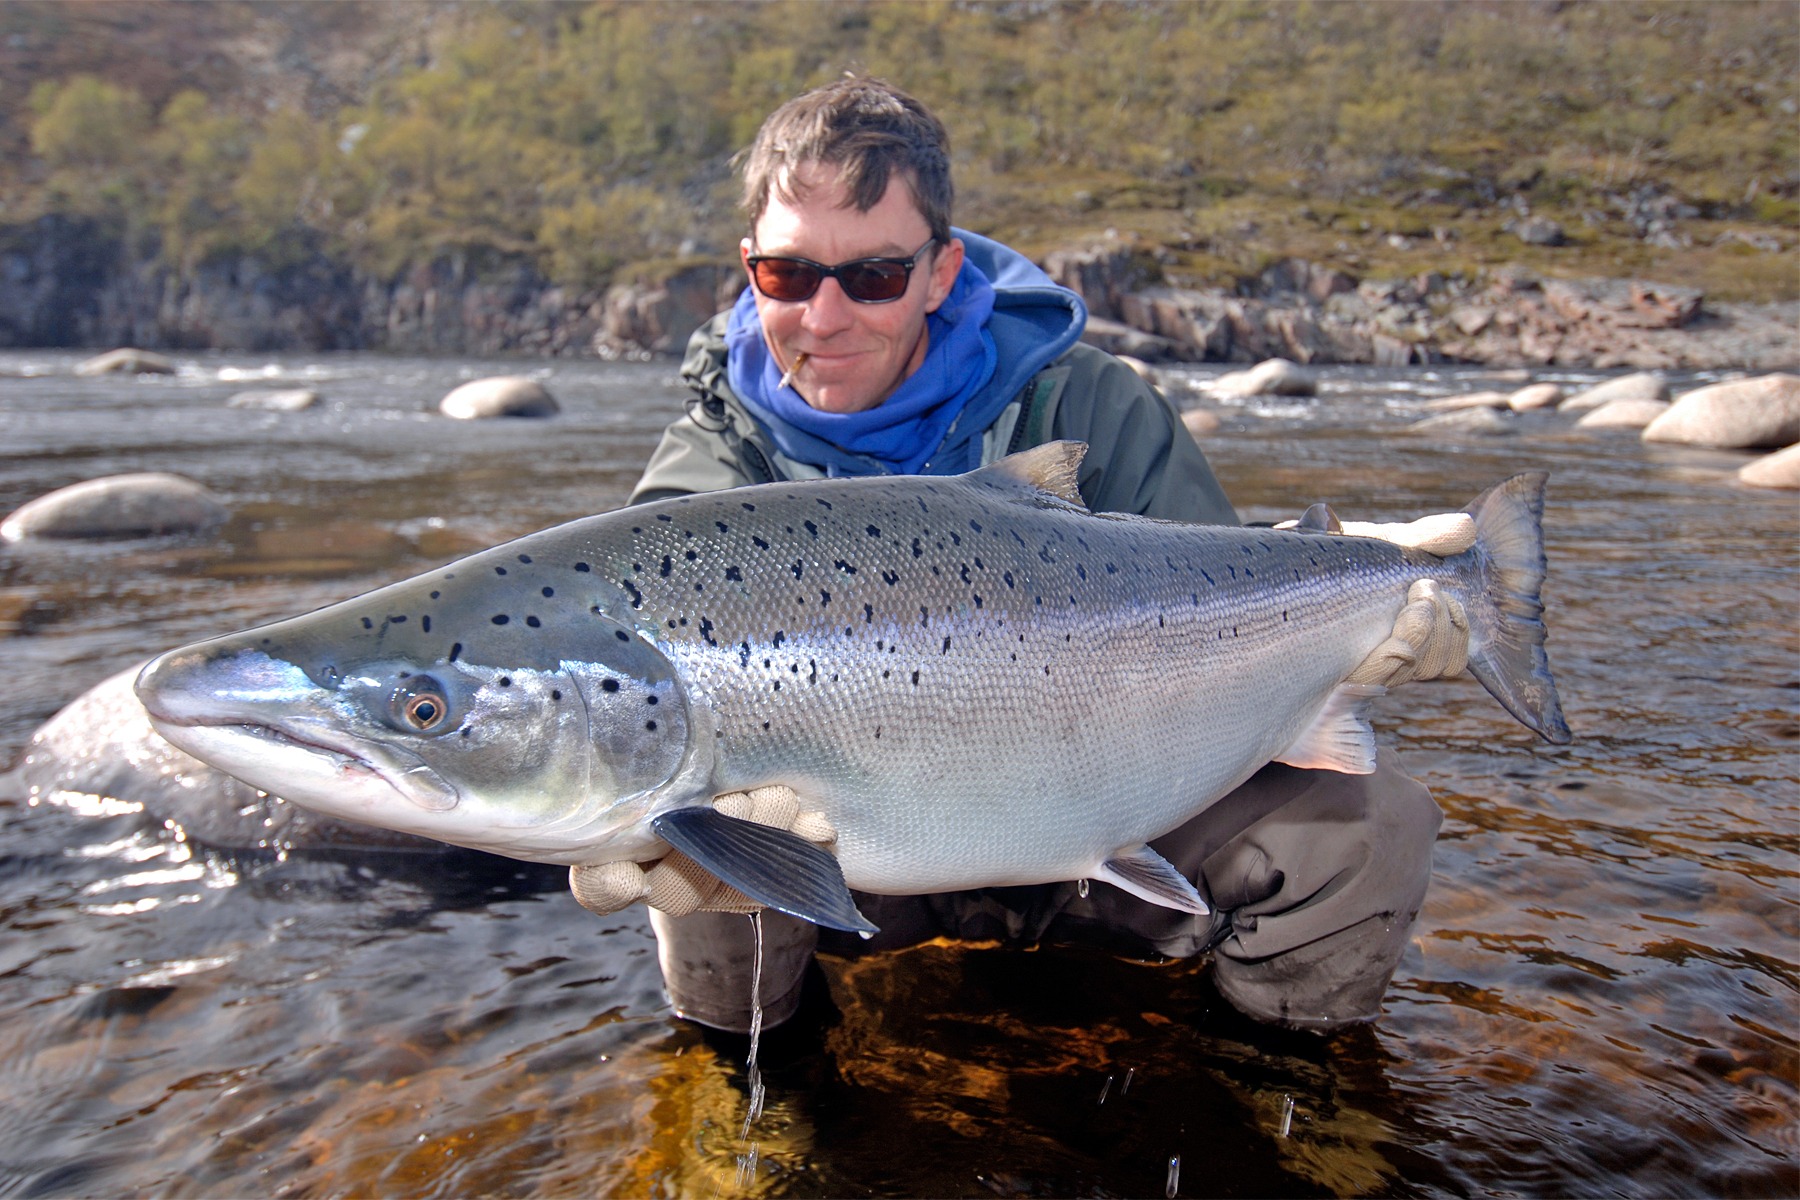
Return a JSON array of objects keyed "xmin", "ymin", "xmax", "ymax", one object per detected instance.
[{"xmin": 0, "ymin": 350, "xmax": 1793, "ymax": 1198}]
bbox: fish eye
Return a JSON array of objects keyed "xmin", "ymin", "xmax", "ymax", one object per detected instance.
[{"xmin": 393, "ymin": 677, "xmax": 452, "ymax": 733}]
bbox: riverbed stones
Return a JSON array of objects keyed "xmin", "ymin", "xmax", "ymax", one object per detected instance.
[
  {"xmin": 1211, "ymin": 357, "xmax": 1317, "ymax": 397},
  {"xmin": 1642, "ymin": 373, "xmax": 1800, "ymax": 449},
  {"xmin": 75, "ymin": 348, "xmax": 176, "ymax": 376},
  {"xmin": 227, "ymin": 388, "xmax": 319, "ymax": 411},
  {"xmin": 1738, "ymin": 444, "xmax": 1800, "ymax": 490},
  {"xmin": 1181, "ymin": 408, "xmax": 1222, "ymax": 437},
  {"xmin": 1423, "ymin": 390, "xmax": 1509, "ymax": 412},
  {"xmin": 1507, "ymin": 382, "xmax": 1564, "ymax": 411},
  {"xmin": 1405, "ymin": 407, "xmax": 1515, "ymax": 435},
  {"xmin": 1575, "ymin": 398, "xmax": 1672, "ymax": 430},
  {"xmin": 1, "ymin": 473, "xmax": 228, "ymax": 541},
  {"xmin": 1561, "ymin": 371, "xmax": 1670, "ymax": 412},
  {"xmin": 439, "ymin": 376, "xmax": 559, "ymax": 419}
]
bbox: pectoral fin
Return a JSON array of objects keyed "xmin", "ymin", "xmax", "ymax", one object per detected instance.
[
  {"xmin": 1095, "ymin": 844, "xmax": 1211, "ymax": 915},
  {"xmin": 1273, "ymin": 682, "xmax": 1384, "ymax": 774},
  {"xmin": 651, "ymin": 807, "xmax": 878, "ymax": 934}
]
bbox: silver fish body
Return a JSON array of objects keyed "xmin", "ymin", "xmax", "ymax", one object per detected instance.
[{"xmin": 137, "ymin": 443, "xmax": 1568, "ymax": 920}]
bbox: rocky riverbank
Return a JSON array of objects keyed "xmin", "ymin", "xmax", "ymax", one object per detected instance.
[{"xmin": 1, "ymin": 216, "xmax": 1792, "ymax": 369}]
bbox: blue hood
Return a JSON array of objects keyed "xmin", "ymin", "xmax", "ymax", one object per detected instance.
[{"xmin": 701, "ymin": 229, "xmax": 1087, "ymax": 479}]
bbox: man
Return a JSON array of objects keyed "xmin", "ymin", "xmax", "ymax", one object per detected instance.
[{"xmin": 603, "ymin": 77, "xmax": 1451, "ymax": 1034}]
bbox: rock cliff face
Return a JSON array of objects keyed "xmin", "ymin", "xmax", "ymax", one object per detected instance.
[{"xmin": 1, "ymin": 217, "xmax": 1791, "ymax": 369}]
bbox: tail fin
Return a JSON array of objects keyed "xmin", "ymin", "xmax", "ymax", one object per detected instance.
[{"xmin": 1461, "ymin": 473, "xmax": 1573, "ymax": 744}]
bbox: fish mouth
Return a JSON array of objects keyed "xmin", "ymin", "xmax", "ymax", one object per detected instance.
[{"xmin": 147, "ymin": 711, "xmax": 460, "ymax": 814}]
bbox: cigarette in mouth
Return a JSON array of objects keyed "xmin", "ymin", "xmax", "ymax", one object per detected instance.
[{"xmin": 779, "ymin": 352, "xmax": 809, "ymax": 390}]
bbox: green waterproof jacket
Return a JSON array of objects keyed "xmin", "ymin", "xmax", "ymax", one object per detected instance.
[{"xmin": 630, "ymin": 313, "xmax": 1238, "ymax": 525}]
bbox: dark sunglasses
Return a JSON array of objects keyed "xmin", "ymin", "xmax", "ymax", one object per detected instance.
[{"xmin": 746, "ymin": 237, "xmax": 938, "ymax": 304}]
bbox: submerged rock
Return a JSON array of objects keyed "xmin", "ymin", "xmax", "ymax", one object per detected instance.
[
  {"xmin": 1561, "ymin": 371, "xmax": 1670, "ymax": 412},
  {"xmin": 1423, "ymin": 390, "xmax": 1510, "ymax": 412},
  {"xmin": 1405, "ymin": 407, "xmax": 1516, "ymax": 436},
  {"xmin": 1643, "ymin": 374, "xmax": 1800, "ymax": 449},
  {"xmin": 1211, "ymin": 357, "xmax": 1317, "ymax": 397},
  {"xmin": 74, "ymin": 348, "xmax": 176, "ymax": 376},
  {"xmin": 1, "ymin": 472, "xmax": 227, "ymax": 541},
  {"xmin": 8, "ymin": 664, "xmax": 449, "ymax": 854},
  {"xmin": 1739, "ymin": 444, "xmax": 1800, "ymax": 490},
  {"xmin": 439, "ymin": 376, "xmax": 559, "ymax": 419},
  {"xmin": 227, "ymin": 388, "xmax": 320, "ymax": 411},
  {"xmin": 1575, "ymin": 398, "xmax": 1672, "ymax": 430},
  {"xmin": 1507, "ymin": 382, "xmax": 1564, "ymax": 411}
]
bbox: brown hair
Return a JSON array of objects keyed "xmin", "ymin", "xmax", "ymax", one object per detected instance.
[{"xmin": 740, "ymin": 76, "xmax": 953, "ymax": 245}]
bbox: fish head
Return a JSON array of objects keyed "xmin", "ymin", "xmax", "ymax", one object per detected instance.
[{"xmin": 134, "ymin": 542, "xmax": 702, "ymax": 864}]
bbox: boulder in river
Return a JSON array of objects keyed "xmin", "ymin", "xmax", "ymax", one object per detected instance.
[
  {"xmin": 8, "ymin": 664, "xmax": 448, "ymax": 854},
  {"xmin": 1211, "ymin": 357, "xmax": 1317, "ymax": 397},
  {"xmin": 1181, "ymin": 408, "xmax": 1222, "ymax": 438},
  {"xmin": 1642, "ymin": 373, "xmax": 1800, "ymax": 449},
  {"xmin": 1423, "ymin": 390, "xmax": 1510, "ymax": 412},
  {"xmin": 227, "ymin": 388, "xmax": 319, "ymax": 412},
  {"xmin": 1507, "ymin": 382, "xmax": 1564, "ymax": 412},
  {"xmin": 1738, "ymin": 444, "xmax": 1800, "ymax": 490},
  {"xmin": 439, "ymin": 376, "xmax": 560, "ymax": 419},
  {"xmin": 1405, "ymin": 407, "xmax": 1516, "ymax": 436},
  {"xmin": 1, "ymin": 472, "xmax": 227, "ymax": 542},
  {"xmin": 1575, "ymin": 398, "xmax": 1672, "ymax": 430},
  {"xmin": 74, "ymin": 348, "xmax": 176, "ymax": 376},
  {"xmin": 1561, "ymin": 371, "xmax": 1670, "ymax": 412}
]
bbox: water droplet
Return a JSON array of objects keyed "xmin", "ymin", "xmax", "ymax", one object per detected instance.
[
  {"xmin": 1279, "ymin": 1094, "xmax": 1295, "ymax": 1138},
  {"xmin": 1122, "ymin": 1067, "xmax": 1135, "ymax": 1094},
  {"xmin": 1078, "ymin": 878, "xmax": 1090, "ymax": 899},
  {"xmin": 1166, "ymin": 1154, "xmax": 1181, "ymax": 1198},
  {"xmin": 1098, "ymin": 1074, "xmax": 1113, "ymax": 1105}
]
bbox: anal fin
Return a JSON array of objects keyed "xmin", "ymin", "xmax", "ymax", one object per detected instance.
[
  {"xmin": 1273, "ymin": 682, "xmax": 1384, "ymax": 774},
  {"xmin": 652, "ymin": 807, "xmax": 877, "ymax": 934},
  {"xmin": 1094, "ymin": 844, "xmax": 1210, "ymax": 915}
]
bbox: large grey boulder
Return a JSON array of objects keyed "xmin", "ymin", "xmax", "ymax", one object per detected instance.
[
  {"xmin": 1211, "ymin": 357, "xmax": 1317, "ymax": 397},
  {"xmin": 1643, "ymin": 374, "xmax": 1800, "ymax": 449},
  {"xmin": 74, "ymin": 348, "xmax": 176, "ymax": 376},
  {"xmin": 1562, "ymin": 371, "xmax": 1670, "ymax": 412},
  {"xmin": 227, "ymin": 388, "xmax": 319, "ymax": 412},
  {"xmin": 439, "ymin": 375, "xmax": 559, "ymax": 419},
  {"xmin": 1739, "ymin": 444, "xmax": 1800, "ymax": 490},
  {"xmin": 7, "ymin": 664, "xmax": 447, "ymax": 853},
  {"xmin": 1, "ymin": 473, "xmax": 228, "ymax": 541},
  {"xmin": 1575, "ymin": 398, "xmax": 1672, "ymax": 430}
]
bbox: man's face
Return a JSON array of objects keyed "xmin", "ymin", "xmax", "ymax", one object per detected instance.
[{"xmin": 742, "ymin": 160, "xmax": 964, "ymax": 415}]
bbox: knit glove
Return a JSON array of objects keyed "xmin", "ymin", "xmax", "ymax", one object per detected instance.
[{"xmin": 569, "ymin": 785, "xmax": 836, "ymax": 917}]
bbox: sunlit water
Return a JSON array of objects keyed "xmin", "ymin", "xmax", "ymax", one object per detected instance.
[{"xmin": 0, "ymin": 350, "xmax": 1793, "ymax": 1197}]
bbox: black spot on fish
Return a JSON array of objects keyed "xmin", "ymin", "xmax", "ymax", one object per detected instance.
[
  {"xmin": 541, "ymin": 587, "xmax": 554, "ymax": 597},
  {"xmin": 422, "ymin": 616, "xmax": 432, "ymax": 633},
  {"xmin": 866, "ymin": 525, "xmax": 881, "ymax": 538},
  {"xmin": 602, "ymin": 678, "xmax": 620, "ymax": 693},
  {"xmin": 816, "ymin": 498, "xmax": 832, "ymax": 510},
  {"xmin": 1077, "ymin": 564, "xmax": 1087, "ymax": 581},
  {"xmin": 1106, "ymin": 564, "xmax": 1117, "ymax": 575},
  {"xmin": 686, "ymin": 549, "xmax": 698, "ymax": 561},
  {"xmin": 495, "ymin": 566, "xmax": 508, "ymax": 576},
  {"xmin": 449, "ymin": 643, "xmax": 463, "ymax": 662},
  {"xmin": 941, "ymin": 635, "xmax": 951, "ymax": 654},
  {"xmin": 716, "ymin": 521, "xmax": 729, "ymax": 533},
  {"xmin": 518, "ymin": 555, "xmax": 532, "ymax": 564},
  {"xmin": 959, "ymin": 564, "xmax": 971, "ymax": 583},
  {"xmin": 656, "ymin": 514, "xmax": 672, "ymax": 523},
  {"xmin": 762, "ymin": 720, "xmax": 771, "ymax": 730},
  {"xmin": 864, "ymin": 604, "xmax": 874, "ymax": 624},
  {"xmin": 820, "ymin": 590, "xmax": 831, "ymax": 606},
  {"xmin": 575, "ymin": 563, "xmax": 591, "ymax": 573},
  {"xmin": 492, "ymin": 615, "xmax": 510, "ymax": 625},
  {"xmin": 551, "ymin": 689, "xmax": 561, "ymax": 700},
  {"xmin": 430, "ymin": 591, "xmax": 441, "ymax": 600},
  {"xmin": 753, "ymin": 535, "xmax": 770, "ymax": 550},
  {"xmin": 1003, "ymin": 571, "xmax": 1015, "ymax": 588},
  {"xmin": 741, "ymin": 502, "xmax": 756, "ymax": 511},
  {"xmin": 621, "ymin": 578, "xmax": 644, "ymax": 608},
  {"xmin": 791, "ymin": 560, "xmax": 804, "ymax": 579},
  {"xmin": 526, "ymin": 616, "xmax": 541, "ymax": 628},
  {"xmin": 646, "ymin": 694, "xmax": 659, "ymax": 706},
  {"xmin": 725, "ymin": 566, "xmax": 743, "ymax": 582},
  {"xmin": 361, "ymin": 617, "xmax": 373, "ymax": 630},
  {"xmin": 969, "ymin": 520, "xmax": 982, "ymax": 533},
  {"xmin": 974, "ymin": 593, "xmax": 984, "ymax": 608},
  {"xmin": 646, "ymin": 720, "xmax": 658, "ymax": 731},
  {"xmin": 773, "ymin": 680, "xmax": 782, "ymax": 692},
  {"xmin": 499, "ymin": 676, "xmax": 512, "ymax": 688},
  {"xmin": 772, "ymin": 631, "xmax": 786, "ymax": 648},
  {"xmin": 911, "ymin": 538, "xmax": 923, "ymax": 558},
  {"xmin": 834, "ymin": 559, "xmax": 857, "ymax": 575},
  {"xmin": 1201, "ymin": 569, "xmax": 1215, "ymax": 585},
  {"xmin": 699, "ymin": 617, "xmax": 716, "ymax": 646},
  {"xmin": 659, "ymin": 556, "xmax": 672, "ymax": 578},
  {"xmin": 615, "ymin": 630, "xmax": 630, "ymax": 642},
  {"xmin": 882, "ymin": 570, "xmax": 899, "ymax": 586},
  {"xmin": 911, "ymin": 669, "xmax": 920, "ymax": 686},
  {"xmin": 950, "ymin": 531, "xmax": 962, "ymax": 546},
  {"xmin": 694, "ymin": 583, "xmax": 705, "ymax": 594},
  {"xmin": 739, "ymin": 641, "xmax": 752, "ymax": 668},
  {"xmin": 803, "ymin": 520, "xmax": 819, "ymax": 539},
  {"xmin": 919, "ymin": 606, "xmax": 930, "ymax": 628}
]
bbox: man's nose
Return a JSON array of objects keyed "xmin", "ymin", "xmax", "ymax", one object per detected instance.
[{"xmin": 799, "ymin": 277, "xmax": 857, "ymax": 337}]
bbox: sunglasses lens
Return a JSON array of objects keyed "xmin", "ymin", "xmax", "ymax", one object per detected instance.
[
  {"xmin": 752, "ymin": 259, "xmax": 823, "ymax": 302},
  {"xmin": 838, "ymin": 262, "xmax": 910, "ymax": 302}
]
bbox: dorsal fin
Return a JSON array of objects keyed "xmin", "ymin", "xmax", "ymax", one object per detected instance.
[
  {"xmin": 970, "ymin": 441, "xmax": 1089, "ymax": 507},
  {"xmin": 1296, "ymin": 502, "xmax": 1343, "ymax": 533}
]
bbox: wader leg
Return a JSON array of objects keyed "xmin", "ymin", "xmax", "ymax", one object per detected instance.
[
  {"xmin": 1179, "ymin": 752, "xmax": 1441, "ymax": 1030},
  {"xmin": 648, "ymin": 908, "xmax": 817, "ymax": 1033}
]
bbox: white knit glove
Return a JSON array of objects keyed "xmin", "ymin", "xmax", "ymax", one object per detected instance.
[
  {"xmin": 569, "ymin": 785, "xmax": 836, "ymax": 918},
  {"xmin": 1277, "ymin": 507, "xmax": 1477, "ymax": 689}
]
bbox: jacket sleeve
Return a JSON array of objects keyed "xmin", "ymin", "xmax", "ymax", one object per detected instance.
[
  {"xmin": 1048, "ymin": 345, "xmax": 1239, "ymax": 525},
  {"xmin": 628, "ymin": 414, "xmax": 756, "ymax": 505}
]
